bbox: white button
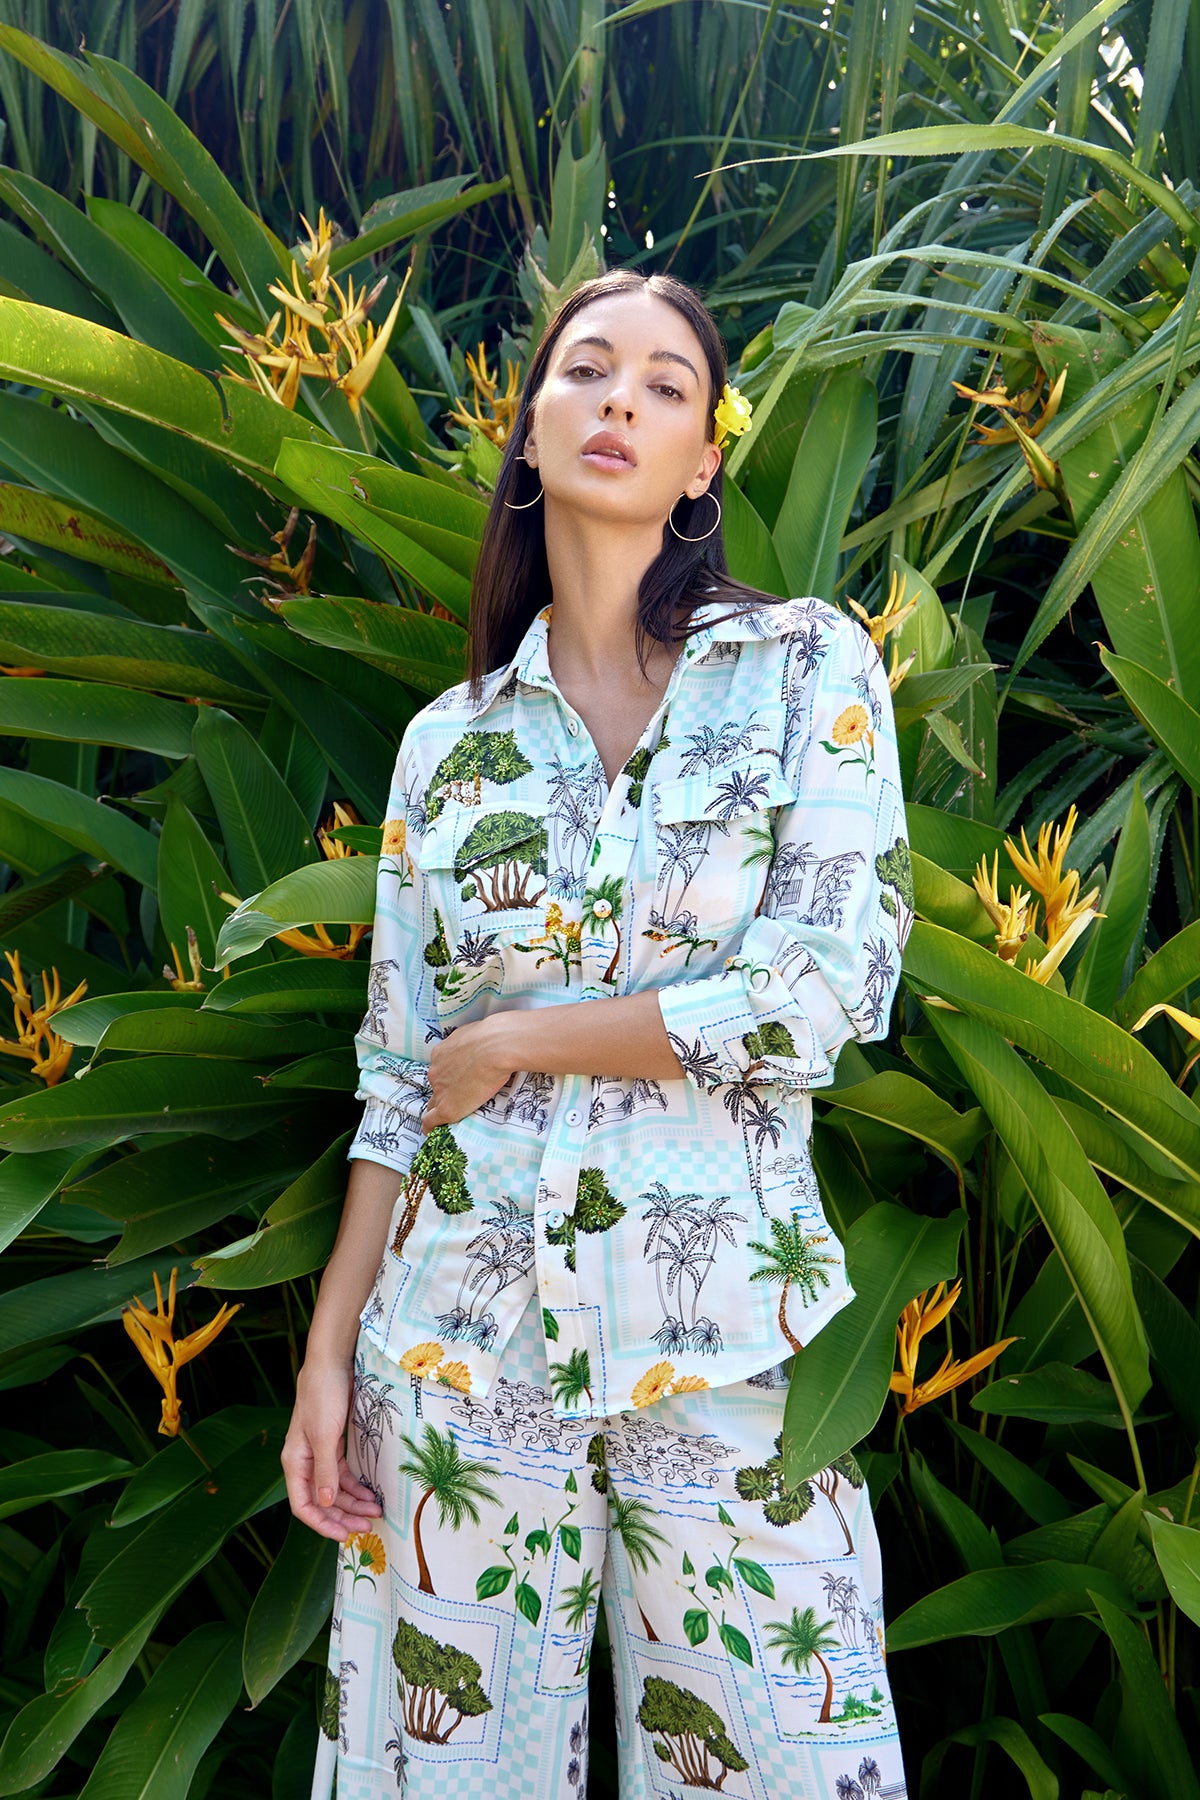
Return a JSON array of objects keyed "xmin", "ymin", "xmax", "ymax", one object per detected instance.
[
  {"xmin": 567, "ymin": 717, "xmax": 579, "ymax": 736},
  {"xmin": 592, "ymin": 899, "xmax": 612, "ymax": 919},
  {"xmin": 546, "ymin": 1209, "xmax": 565, "ymax": 1230},
  {"xmin": 565, "ymin": 1109, "xmax": 582, "ymax": 1126}
]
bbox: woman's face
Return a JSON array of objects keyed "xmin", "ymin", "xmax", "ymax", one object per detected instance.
[{"xmin": 523, "ymin": 289, "xmax": 722, "ymax": 528}]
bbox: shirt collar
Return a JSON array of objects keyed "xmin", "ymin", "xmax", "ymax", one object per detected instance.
[{"xmin": 475, "ymin": 596, "xmax": 813, "ymax": 716}]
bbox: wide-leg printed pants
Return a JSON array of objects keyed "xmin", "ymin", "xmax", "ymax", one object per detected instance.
[{"xmin": 312, "ymin": 1298, "xmax": 907, "ymax": 1799}]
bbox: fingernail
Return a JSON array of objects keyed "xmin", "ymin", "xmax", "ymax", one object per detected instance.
[{"xmin": 319, "ymin": 1487, "xmax": 333, "ymax": 1506}]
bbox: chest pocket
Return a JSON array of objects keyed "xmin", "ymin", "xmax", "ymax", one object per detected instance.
[
  {"xmin": 649, "ymin": 753, "xmax": 793, "ymax": 937},
  {"xmin": 418, "ymin": 801, "xmax": 550, "ymax": 1015}
]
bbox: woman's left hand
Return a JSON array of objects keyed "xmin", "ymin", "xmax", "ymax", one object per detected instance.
[{"xmin": 421, "ymin": 1015, "xmax": 516, "ymax": 1131}]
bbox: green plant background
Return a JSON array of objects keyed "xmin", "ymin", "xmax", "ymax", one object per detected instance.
[{"xmin": 2, "ymin": 2, "xmax": 1200, "ymax": 1794}]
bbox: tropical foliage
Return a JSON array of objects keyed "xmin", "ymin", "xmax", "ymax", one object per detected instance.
[{"xmin": 2, "ymin": 2, "xmax": 1200, "ymax": 1795}]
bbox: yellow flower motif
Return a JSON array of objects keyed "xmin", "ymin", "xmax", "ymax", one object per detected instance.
[
  {"xmin": 122, "ymin": 1267, "xmax": 242, "ymax": 1437},
  {"xmin": 544, "ymin": 902, "xmax": 563, "ymax": 936},
  {"xmin": 399, "ymin": 1342, "xmax": 445, "ymax": 1380},
  {"xmin": 667, "ymin": 1374, "xmax": 709, "ymax": 1396},
  {"xmin": 381, "ymin": 816, "xmax": 407, "ymax": 858},
  {"xmin": 437, "ymin": 1360, "xmax": 473, "ymax": 1393},
  {"xmin": 631, "ymin": 1361, "xmax": 676, "ymax": 1408},
  {"xmin": 448, "ymin": 343, "xmax": 522, "ymax": 447},
  {"xmin": 890, "ymin": 1280, "xmax": 1016, "ymax": 1417},
  {"xmin": 830, "ymin": 704, "xmax": 871, "ymax": 748},
  {"xmin": 713, "ymin": 382, "xmax": 753, "ymax": 450},
  {"xmin": 345, "ymin": 1529, "xmax": 387, "ymax": 1575},
  {"xmin": 0, "ymin": 951, "xmax": 87, "ymax": 1086}
]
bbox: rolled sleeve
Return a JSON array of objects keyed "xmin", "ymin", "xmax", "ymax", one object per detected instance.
[
  {"xmin": 658, "ymin": 616, "xmax": 908, "ymax": 1092},
  {"xmin": 348, "ymin": 736, "xmax": 434, "ymax": 1172}
]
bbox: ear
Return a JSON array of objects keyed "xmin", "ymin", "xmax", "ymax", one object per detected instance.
[
  {"xmin": 683, "ymin": 441, "xmax": 722, "ymax": 498},
  {"xmin": 522, "ymin": 409, "xmax": 538, "ymax": 468}
]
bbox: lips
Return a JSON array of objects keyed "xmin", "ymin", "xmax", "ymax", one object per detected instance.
[{"xmin": 581, "ymin": 430, "xmax": 637, "ymax": 467}]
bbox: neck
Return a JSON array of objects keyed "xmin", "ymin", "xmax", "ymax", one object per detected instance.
[{"xmin": 541, "ymin": 499, "xmax": 670, "ymax": 686}]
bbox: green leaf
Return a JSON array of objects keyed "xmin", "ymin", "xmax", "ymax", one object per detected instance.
[
  {"xmin": 1129, "ymin": 1258, "xmax": 1200, "ymax": 1445},
  {"xmin": 242, "ymin": 1520, "xmax": 336, "ymax": 1706},
  {"xmin": 53, "ymin": 992, "xmax": 202, "ymax": 1048},
  {"xmin": 783, "ymin": 1203, "xmax": 964, "ymax": 1484},
  {"xmin": 542, "ymin": 1307, "xmax": 559, "ymax": 1343},
  {"xmin": 1118, "ymin": 919, "xmax": 1200, "ymax": 1031},
  {"xmin": 0, "ymin": 1146, "xmax": 88, "ymax": 1253},
  {"xmin": 682, "ymin": 1607, "xmax": 709, "ymax": 1646},
  {"xmin": 0, "ymin": 1615, "xmax": 163, "ymax": 1795},
  {"xmin": 933, "ymin": 1718, "xmax": 1061, "ymax": 1800},
  {"xmin": 157, "ymin": 801, "xmax": 235, "ymax": 979},
  {"xmin": 278, "ymin": 595, "xmax": 467, "ymax": 698},
  {"xmin": 201, "ymin": 959, "xmax": 368, "ymax": 1015},
  {"xmin": 0, "ymin": 1252, "xmax": 198, "ymax": 1356},
  {"xmin": 79, "ymin": 1431, "xmax": 286, "ymax": 1648},
  {"xmin": 110, "ymin": 1410, "xmax": 284, "ymax": 1529},
  {"xmin": 926, "ymin": 1007, "xmax": 1149, "ymax": 1416},
  {"xmin": 887, "ymin": 1561, "xmax": 1135, "ymax": 1653},
  {"xmin": 944, "ymin": 1422, "xmax": 1070, "ymax": 1527},
  {"xmin": 0, "ymin": 601, "xmax": 260, "ymax": 703},
  {"xmin": 1071, "ymin": 782, "xmax": 1151, "ymax": 1015},
  {"xmin": 191, "ymin": 708, "xmax": 317, "ymax": 897},
  {"xmin": 1101, "ymin": 648, "xmax": 1200, "ymax": 793},
  {"xmin": 716, "ymin": 1502, "xmax": 734, "ymax": 1528},
  {"xmin": 0, "ymin": 1450, "xmax": 131, "ymax": 1522},
  {"xmin": 559, "ymin": 1524, "xmax": 582, "ymax": 1562},
  {"xmin": 717, "ymin": 1620, "xmax": 754, "ymax": 1666},
  {"xmin": 1090, "ymin": 1590, "xmax": 1200, "ymax": 1800},
  {"xmin": 513, "ymin": 1580, "xmax": 541, "ymax": 1625},
  {"xmin": 0, "ymin": 480, "xmax": 176, "ymax": 588},
  {"xmin": 771, "ymin": 368, "xmax": 876, "ymax": 598},
  {"xmin": 524, "ymin": 1528, "xmax": 551, "ymax": 1557},
  {"xmin": 892, "ymin": 663, "xmax": 995, "ymax": 730},
  {"xmin": 77, "ymin": 1623, "xmax": 242, "ymax": 1800},
  {"xmin": 0, "ymin": 766, "xmax": 156, "ymax": 889},
  {"xmin": 972, "ymin": 1363, "xmax": 1126, "ymax": 1427},
  {"xmin": 475, "ymin": 1565, "xmax": 512, "ymax": 1599},
  {"xmin": 904, "ymin": 922, "xmax": 1200, "ymax": 1186},
  {"xmin": 732, "ymin": 1558, "xmax": 776, "ymax": 1599},
  {"xmin": 822, "ymin": 1071, "xmax": 987, "ymax": 1172},
  {"xmin": 195, "ymin": 1133, "xmax": 351, "ymax": 1289},
  {"xmin": 722, "ymin": 481, "xmax": 787, "ymax": 596},
  {"xmin": 1145, "ymin": 1514, "xmax": 1200, "ymax": 1629},
  {"xmin": 706, "ymin": 1564, "xmax": 733, "ymax": 1593},
  {"xmin": 0, "ymin": 679, "xmax": 195, "ymax": 757},
  {"xmin": 215, "ymin": 858, "xmax": 377, "ymax": 968},
  {"xmin": 0, "ymin": 1058, "xmax": 289, "ymax": 1153},
  {"xmin": 331, "ymin": 175, "xmax": 511, "ymax": 270},
  {"xmin": 90, "ymin": 1009, "xmax": 336, "ymax": 1064}
]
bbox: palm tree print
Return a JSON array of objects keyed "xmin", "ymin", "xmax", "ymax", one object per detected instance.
[
  {"xmin": 557, "ymin": 1565, "xmax": 601, "ymax": 1676},
  {"xmin": 815, "ymin": 1455, "xmax": 865, "ymax": 1557},
  {"xmin": 641, "ymin": 908, "xmax": 720, "ymax": 968},
  {"xmin": 583, "ymin": 873, "xmax": 625, "ymax": 986},
  {"xmin": 549, "ymin": 1347, "xmax": 592, "ymax": 1409},
  {"xmin": 640, "ymin": 1181, "xmax": 744, "ymax": 1356},
  {"xmin": 722, "ymin": 1081, "xmax": 786, "ymax": 1216},
  {"xmin": 351, "ymin": 1358, "xmax": 402, "ymax": 1504},
  {"xmin": 437, "ymin": 1196, "xmax": 533, "ymax": 1348},
  {"xmin": 764, "ymin": 1605, "xmax": 842, "ymax": 1725},
  {"xmin": 655, "ymin": 819, "xmax": 729, "ymax": 923},
  {"xmin": 749, "ymin": 1216, "xmax": 839, "ymax": 1355},
  {"xmin": 395, "ymin": 1423, "xmax": 503, "ymax": 1595},
  {"xmin": 610, "ymin": 1486, "xmax": 668, "ymax": 1643},
  {"xmin": 709, "ymin": 766, "xmax": 773, "ymax": 820},
  {"xmin": 677, "ymin": 717, "xmax": 766, "ymax": 775},
  {"xmin": 836, "ymin": 1759, "xmax": 883, "ymax": 1799},
  {"xmin": 821, "ymin": 1570, "xmax": 863, "ymax": 1645}
]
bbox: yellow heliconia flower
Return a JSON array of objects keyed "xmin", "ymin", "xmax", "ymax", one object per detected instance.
[
  {"xmin": 951, "ymin": 365, "xmax": 1067, "ymax": 447},
  {"xmin": 1132, "ymin": 1003, "xmax": 1200, "ymax": 1085},
  {"xmin": 122, "ymin": 1268, "xmax": 241, "ymax": 1437},
  {"xmin": 972, "ymin": 853, "xmax": 1034, "ymax": 963},
  {"xmin": 273, "ymin": 919, "xmax": 370, "ymax": 961},
  {"xmin": 317, "ymin": 800, "xmax": 363, "ymax": 861},
  {"xmin": 399, "ymin": 1342, "xmax": 445, "ymax": 1380},
  {"xmin": 234, "ymin": 506, "xmax": 317, "ymax": 596},
  {"xmin": 448, "ymin": 343, "xmax": 522, "ymax": 447},
  {"xmin": 713, "ymin": 382, "xmax": 753, "ymax": 449},
  {"xmin": 631, "ymin": 1361, "xmax": 676, "ymax": 1408},
  {"xmin": 973, "ymin": 805, "xmax": 1102, "ymax": 980},
  {"xmin": 890, "ymin": 1280, "xmax": 1016, "ymax": 1417},
  {"xmin": 848, "ymin": 569, "xmax": 920, "ymax": 653},
  {"xmin": 0, "ymin": 951, "xmax": 87, "ymax": 1086}
]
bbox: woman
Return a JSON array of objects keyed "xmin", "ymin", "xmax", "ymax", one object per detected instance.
[{"xmin": 285, "ymin": 270, "xmax": 910, "ymax": 1800}]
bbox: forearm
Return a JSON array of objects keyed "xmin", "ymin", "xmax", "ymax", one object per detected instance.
[
  {"xmin": 303, "ymin": 1156, "xmax": 404, "ymax": 1369},
  {"xmin": 492, "ymin": 990, "xmax": 684, "ymax": 1082}
]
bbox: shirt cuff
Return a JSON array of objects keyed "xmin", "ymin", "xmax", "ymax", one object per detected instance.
[
  {"xmin": 348, "ymin": 1093, "xmax": 425, "ymax": 1173},
  {"xmin": 656, "ymin": 918, "xmax": 849, "ymax": 1092}
]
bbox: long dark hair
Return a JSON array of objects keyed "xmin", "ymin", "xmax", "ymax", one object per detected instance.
[{"xmin": 466, "ymin": 269, "xmax": 783, "ymax": 696}]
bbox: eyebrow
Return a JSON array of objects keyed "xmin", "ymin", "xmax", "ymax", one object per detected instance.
[{"xmin": 564, "ymin": 335, "xmax": 701, "ymax": 385}]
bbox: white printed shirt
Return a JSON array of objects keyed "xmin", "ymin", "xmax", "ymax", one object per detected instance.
[{"xmin": 349, "ymin": 596, "xmax": 909, "ymax": 1418}]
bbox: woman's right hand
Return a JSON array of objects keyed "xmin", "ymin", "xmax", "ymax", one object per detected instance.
[{"xmin": 282, "ymin": 1358, "xmax": 384, "ymax": 1541}]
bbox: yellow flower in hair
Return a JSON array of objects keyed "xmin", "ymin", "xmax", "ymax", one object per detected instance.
[{"xmin": 713, "ymin": 383, "xmax": 753, "ymax": 449}]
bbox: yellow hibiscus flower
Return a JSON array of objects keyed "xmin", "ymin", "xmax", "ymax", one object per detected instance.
[{"xmin": 713, "ymin": 383, "xmax": 753, "ymax": 450}]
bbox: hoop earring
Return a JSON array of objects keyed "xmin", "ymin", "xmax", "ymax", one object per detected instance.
[
  {"xmin": 503, "ymin": 452, "xmax": 543, "ymax": 511},
  {"xmin": 668, "ymin": 490, "xmax": 721, "ymax": 542}
]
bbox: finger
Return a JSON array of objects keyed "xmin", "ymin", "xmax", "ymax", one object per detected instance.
[
  {"xmin": 312, "ymin": 1443, "xmax": 342, "ymax": 1512},
  {"xmin": 290, "ymin": 1499, "xmax": 367, "ymax": 1541}
]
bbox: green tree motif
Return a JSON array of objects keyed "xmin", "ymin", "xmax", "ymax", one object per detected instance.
[
  {"xmin": 621, "ymin": 729, "xmax": 669, "ymax": 809},
  {"xmin": 734, "ymin": 1437, "xmax": 863, "ymax": 1554},
  {"xmin": 423, "ymin": 906, "xmax": 450, "ymax": 975},
  {"xmin": 583, "ymin": 873, "xmax": 625, "ymax": 986},
  {"xmin": 557, "ymin": 1564, "xmax": 601, "ymax": 1675},
  {"xmin": 454, "ymin": 810, "xmax": 548, "ymax": 910},
  {"xmin": 392, "ymin": 1617, "xmax": 493, "ymax": 1743},
  {"xmin": 741, "ymin": 1020, "xmax": 798, "ymax": 1070},
  {"xmin": 611, "ymin": 1486, "xmax": 669, "ymax": 1643},
  {"xmin": 636, "ymin": 1674, "xmax": 749, "ymax": 1789},
  {"xmin": 390, "ymin": 1125, "xmax": 473, "ymax": 1256},
  {"xmin": 763, "ymin": 1606, "xmax": 842, "ymax": 1725},
  {"xmin": 546, "ymin": 1166, "xmax": 626, "ymax": 1272},
  {"xmin": 426, "ymin": 729, "xmax": 533, "ymax": 819},
  {"xmin": 549, "ymin": 1346, "xmax": 592, "ymax": 1409},
  {"xmin": 875, "ymin": 836, "xmax": 914, "ymax": 943},
  {"xmin": 395, "ymin": 1423, "xmax": 503, "ymax": 1595},
  {"xmin": 748, "ymin": 1215, "xmax": 839, "ymax": 1354},
  {"xmin": 318, "ymin": 1669, "xmax": 339, "ymax": 1742}
]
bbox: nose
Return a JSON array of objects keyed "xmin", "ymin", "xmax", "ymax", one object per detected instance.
[{"xmin": 600, "ymin": 382, "xmax": 635, "ymax": 424}]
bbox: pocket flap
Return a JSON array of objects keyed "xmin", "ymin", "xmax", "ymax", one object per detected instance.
[
  {"xmin": 420, "ymin": 802, "xmax": 549, "ymax": 876},
  {"xmin": 652, "ymin": 755, "xmax": 793, "ymax": 825}
]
